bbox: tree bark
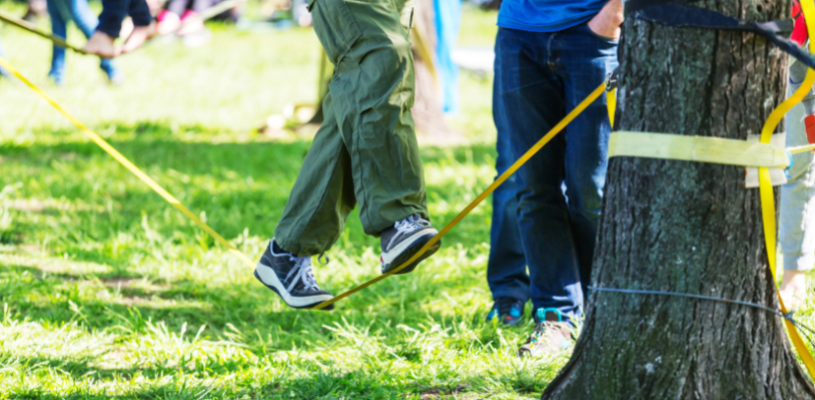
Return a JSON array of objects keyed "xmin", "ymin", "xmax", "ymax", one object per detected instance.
[{"xmin": 541, "ymin": 0, "xmax": 815, "ymax": 398}]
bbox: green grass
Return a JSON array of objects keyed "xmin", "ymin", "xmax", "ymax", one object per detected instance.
[{"xmin": 0, "ymin": 3, "xmax": 565, "ymax": 399}]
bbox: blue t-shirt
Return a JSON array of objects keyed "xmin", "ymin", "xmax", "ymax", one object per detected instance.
[{"xmin": 498, "ymin": 0, "xmax": 608, "ymax": 33}]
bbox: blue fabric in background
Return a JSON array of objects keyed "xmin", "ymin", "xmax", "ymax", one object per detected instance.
[
  {"xmin": 498, "ymin": 0, "xmax": 607, "ymax": 32},
  {"xmin": 434, "ymin": 0, "xmax": 461, "ymax": 114},
  {"xmin": 0, "ymin": 33, "xmax": 8, "ymax": 77}
]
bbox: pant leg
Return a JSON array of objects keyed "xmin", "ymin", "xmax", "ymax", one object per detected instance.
[
  {"xmin": 191, "ymin": 0, "xmax": 212, "ymax": 14},
  {"xmin": 487, "ymin": 40, "xmax": 529, "ymax": 302},
  {"xmin": 128, "ymin": 0, "xmax": 152, "ymax": 26},
  {"xmin": 97, "ymin": 0, "xmax": 129, "ymax": 38},
  {"xmin": 314, "ymin": 0, "xmax": 428, "ymax": 235},
  {"xmin": 275, "ymin": 92, "xmax": 357, "ymax": 256},
  {"xmin": 559, "ymin": 23, "xmax": 618, "ymax": 300},
  {"xmin": 167, "ymin": 0, "xmax": 188, "ymax": 16},
  {"xmin": 69, "ymin": 0, "xmax": 118, "ymax": 78},
  {"xmin": 496, "ymin": 28, "xmax": 581, "ymax": 318},
  {"xmin": 781, "ymin": 81, "xmax": 815, "ymax": 272},
  {"xmin": 46, "ymin": 0, "xmax": 68, "ymax": 82}
]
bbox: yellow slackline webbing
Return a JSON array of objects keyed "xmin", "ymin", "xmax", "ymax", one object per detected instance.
[
  {"xmin": 0, "ymin": 56, "xmax": 256, "ymax": 270},
  {"xmin": 758, "ymin": 0, "xmax": 815, "ymax": 379},
  {"xmin": 314, "ymin": 83, "xmax": 609, "ymax": 310},
  {"xmin": 0, "ymin": 10, "xmax": 89, "ymax": 55}
]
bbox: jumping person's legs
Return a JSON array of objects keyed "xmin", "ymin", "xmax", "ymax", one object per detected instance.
[
  {"xmin": 486, "ymin": 40, "xmax": 529, "ymax": 324},
  {"xmin": 257, "ymin": 0, "xmax": 439, "ymax": 309}
]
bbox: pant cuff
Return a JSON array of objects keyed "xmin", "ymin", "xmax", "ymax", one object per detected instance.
[
  {"xmin": 490, "ymin": 291, "xmax": 529, "ymax": 303},
  {"xmin": 784, "ymin": 251, "xmax": 815, "ymax": 271}
]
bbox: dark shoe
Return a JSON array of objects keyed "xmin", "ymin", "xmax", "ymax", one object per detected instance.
[
  {"xmin": 254, "ymin": 239, "xmax": 334, "ymax": 310},
  {"xmin": 486, "ymin": 297, "xmax": 525, "ymax": 326},
  {"xmin": 518, "ymin": 308, "xmax": 572, "ymax": 357},
  {"xmin": 380, "ymin": 214, "xmax": 440, "ymax": 275}
]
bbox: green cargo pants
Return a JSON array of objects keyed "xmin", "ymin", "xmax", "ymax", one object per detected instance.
[{"xmin": 274, "ymin": 0, "xmax": 429, "ymax": 256}]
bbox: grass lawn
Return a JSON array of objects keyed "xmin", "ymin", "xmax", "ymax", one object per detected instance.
[{"xmin": 0, "ymin": 2, "xmax": 568, "ymax": 399}]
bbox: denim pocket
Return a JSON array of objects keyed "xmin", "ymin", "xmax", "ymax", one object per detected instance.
[
  {"xmin": 310, "ymin": 0, "xmax": 363, "ymax": 64},
  {"xmin": 583, "ymin": 22, "xmax": 619, "ymax": 44}
]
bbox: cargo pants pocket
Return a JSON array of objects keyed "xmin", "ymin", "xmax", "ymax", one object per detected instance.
[{"xmin": 308, "ymin": 0, "xmax": 363, "ymax": 65}]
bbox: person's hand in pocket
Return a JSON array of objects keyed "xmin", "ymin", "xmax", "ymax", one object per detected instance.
[{"xmin": 588, "ymin": 0, "xmax": 624, "ymax": 40}]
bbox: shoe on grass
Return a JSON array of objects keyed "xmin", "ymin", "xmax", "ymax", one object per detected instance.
[
  {"xmin": 380, "ymin": 214, "xmax": 440, "ymax": 275},
  {"xmin": 518, "ymin": 308, "xmax": 572, "ymax": 358},
  {"xmin": 254, "ymin": 239, "xmax": 334, "ymax": 310},
  {"xmin": 486, "ymin": 297, "xmax": 525, "ymax": 325}
]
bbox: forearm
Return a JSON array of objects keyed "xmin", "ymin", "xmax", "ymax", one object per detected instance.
[
  {"xmin": 588, "ymin": 0, "xmax": 624, "ymax": 39},
  {"xmin": 599, "ymin": 0, "xmax": 623, "ymax": 26}
]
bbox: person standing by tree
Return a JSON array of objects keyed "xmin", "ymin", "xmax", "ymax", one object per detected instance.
[
  {"xmin": 780, "ymin": 0, "xmax": 813, "ymax": 310},
  {"xmin": 254, "ymin": 0, "xmax": 442, "ymax": 310},
  {"xmin": 485, "ymin": 0, "xmax": 622, "ymax": 356}
]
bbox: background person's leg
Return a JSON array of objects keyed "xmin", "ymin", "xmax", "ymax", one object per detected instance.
[
  {"xmin": 46, "ymin": 0, "xmax": 68, "ymax": 84},
  {"xmin": 780, "ymin": 79, "xmax": 815, "ymax": 308},
  {"xmin": 487, "ymin": 39, "xmax": 529, "ymax": 304},
  {"xmin": 69, "ymin": 0, "xmax": 120, "ymax": 81},
  {"xmin": 322, "ymin": 0, "xmax": 428, "ymax": 236},
  {"xmin": 560, "ymin": 24, "xmax": 618, "ymax": 301},
  {"xmin": 274, "ymin": 93, "xmax": 357, "ymax": 257},
  {"xmin": 97, "ymin": 0, "xmax": 129, "ymax": 38}
]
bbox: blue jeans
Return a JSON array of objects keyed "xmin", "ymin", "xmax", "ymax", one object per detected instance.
[
  {"xmin": 487, "ymin": 99, "xmax": 528, "ymax": 301},
  {"xmin": 97, "ymin": 0, "xmax": 151, "ymax": 39},
  {"xmin": 489, "ymin": 26, "xmax": 617, "ymax": 320},
  {"xmin": 47, "ymin": 0, "xmax": 118, "ymax": 84}
]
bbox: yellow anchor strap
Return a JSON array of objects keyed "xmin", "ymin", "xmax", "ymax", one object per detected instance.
[{"xmin": 608, "ymin": 131, "xmax": 791, "ymax": 168}]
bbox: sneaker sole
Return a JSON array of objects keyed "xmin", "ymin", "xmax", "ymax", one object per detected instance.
[
  {"xmin": 254, "ymin": 266, "xmax": 335, "ymax": 310},
  {"xmin": 381, "ymin": 230, "xmax": 441, "ymax": 275}
]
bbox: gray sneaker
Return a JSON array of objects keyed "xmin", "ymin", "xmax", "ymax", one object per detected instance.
[
  {"xmin": 518, "ymin": 308, "xmax": 573, "ymax": 357},
  {"xmin": 380, "ymin": 214, "xmax": 440, "ymax": 275},
  {"xmin": 254, "ymin": 239, "xmax": 335, "ymax": 310}
]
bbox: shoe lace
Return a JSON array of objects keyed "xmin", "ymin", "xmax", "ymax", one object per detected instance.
[
  {"xmin": 270, "ymin": 240, "xmax": 328, "ymax": 293},
  {"xmin": 283, "ymin": 255, "xmax": 319, "ymax": 293},
  {"xmin": 389, "ymin": 214, "xmax": 432, "ymax": 248}
]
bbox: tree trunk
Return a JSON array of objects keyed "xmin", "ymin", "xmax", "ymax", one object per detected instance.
[{"xmin": 541, "ymin": 0, "xmax": 815, "ymax": 398}]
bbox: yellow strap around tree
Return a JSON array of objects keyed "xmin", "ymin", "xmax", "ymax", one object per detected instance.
[
  {"xmin": 0, "ymin": 56, "xmax": 256, "ymax": 270},
  {"xmin": 608, "ymin": 131, "xmax": 790, "ymax": 168}
]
